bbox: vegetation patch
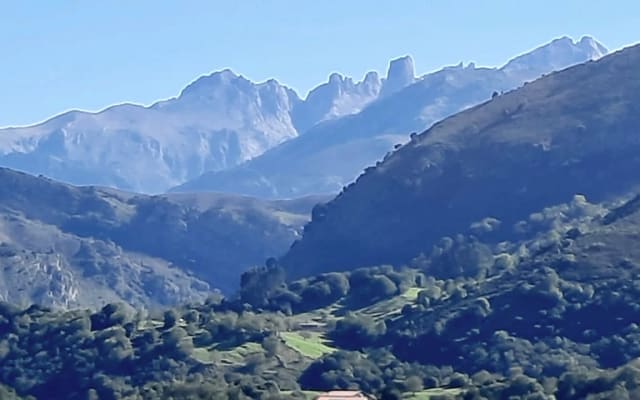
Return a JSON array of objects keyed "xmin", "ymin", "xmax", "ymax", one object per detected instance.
[
  {"xmin": 281, "ymin": 331, "xmax": 335, "ymax": 359},
  {"xmin": 404, "ymin": 388, "xmax": 463, "ymax": 399}
]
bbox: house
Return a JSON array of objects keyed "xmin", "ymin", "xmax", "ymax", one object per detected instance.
[{"xmin": 314, "ymin": 390, "xmax": 376, "ymax": 400}]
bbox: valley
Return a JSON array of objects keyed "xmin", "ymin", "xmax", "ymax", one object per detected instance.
[{"xmin": 0, "ymin": 167, "xmax": 325, "ymax": 307}]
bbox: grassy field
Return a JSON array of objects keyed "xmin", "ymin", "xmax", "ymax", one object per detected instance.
[
  {"xmin": 219, "ymin": 342, "xmax": 263, "ymax": 364},
  {"xmin": 281, "ymin": 331, "xmax": 335, "ymax": 359},
  {"xmin": 191, "ymin": 347, "xmax": 216, "ymax": 364},
  {"xmin": 287, "ymin": 286, "xmax": 422, "ymax": 329},
  {"xmin": 356, "ymin": 286, "xmax": 421, "ymax": 321},
  {"xmin": 191, "ymin": 341, "xmax": 264, "ymax": 365},
  {"xmin": 279, "ymin": 387, "xmax": 463, "ymax": 399},
  {"xmin": 280, "ymin": 390, "xmax": 321, "ymax": 399},
  {"xmin": 167, "ymin": 286, "xmax": 466, "ymax": 399},
  {"xmin": 404, "ymin": 388, "xmax": 463, "ymax": 399},
  {"xmin": 402, "ymin": 287, "xmax": 422, "ymax": 300}
]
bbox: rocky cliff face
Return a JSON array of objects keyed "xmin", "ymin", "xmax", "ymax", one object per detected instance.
[
  {"xmin": 502, "ymin": 36, "xmax": 608, "ymax": 80},
  {"xmin": 380, "ymin": 56, "xmax": 416, "ymax": 97},
  {"xmin": 0, "ymin": 230, "xmax": 210, "ymax": 310},
  {"xmin": 292, "ymin": 71, "xmax": 383, "ymax": 133}
]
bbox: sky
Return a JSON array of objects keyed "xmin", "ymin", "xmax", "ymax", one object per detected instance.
[{"xmin": 1, "ymin": 0, "xmax": 639, "ymax": 127}]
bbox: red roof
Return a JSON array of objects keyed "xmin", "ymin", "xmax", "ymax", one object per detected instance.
[{"xmin": 314, "ymin": 391, "xmax": 375, "ymax": 400}]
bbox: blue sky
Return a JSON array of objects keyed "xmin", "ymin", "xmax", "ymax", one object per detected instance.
[{"xmin": 1, "ymin": 0, "xmax": 639, "ymax": 127}]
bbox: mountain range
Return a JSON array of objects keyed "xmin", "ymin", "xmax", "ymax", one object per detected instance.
[
  {"xmin": 0, "ymin": 53, "xmax": 415, "ymax": 194},
  {"xmin": 0, "ymin": 37, "xmax": 606, "ymax": 196},
  {"xmin": 174, "ymin": 36, "xmax": 608, "ymax": 198}
]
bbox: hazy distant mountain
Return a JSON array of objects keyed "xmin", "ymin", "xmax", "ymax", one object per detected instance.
[
  {"xmin": 379, "ymin": 55, "xmax": 416, "ymax": 97},
  {"xmin": 280, "ymin": 42, "xmax": 640, "ymax": 279},
  {"xmin": 0, "ymin": 36, "xmax": 607, "ymax": 195},
  {"xmin": 0, "ymin": 71, "xmax": 302, "ymax": 193},
  {"xmin": 292, "ymin": 56, "xmax": 418, "ymax": 132},
  {"xmin": 0, "ymin": 167, "xmax": 324, "ymax": 308},
  {"xmin": 292, "ymin": 71, "xmax": 382, "ymax": 133},
  {"xmin": 501, "ymin": 36, "xmax": 608, "ymax": 80},
  {"xmin": 0, "ymin": 53, "xmax": 416, "ymax": 194},
  {"xmin": 174, "ymin": 36, "xmax": 608, "ymax": 198}
]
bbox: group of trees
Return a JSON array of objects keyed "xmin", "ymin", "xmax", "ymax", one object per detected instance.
[
  {"xmin": 239, "ymin": 263, "xmax": 424, "ymax": 313},
  {"xmin": 299, "ymin": 349, "xmax": 465, "ymax": 396},
  {"xmin": 0, "ymin": 300, "xmax": 305, "ymax": 400},
  {"xmin": 4, "ymin": 255, "xmax": 640, "ymax": 400},
  {"xmin": 5, "ymin": 193, "xmax": 640, "ymax": 399}
]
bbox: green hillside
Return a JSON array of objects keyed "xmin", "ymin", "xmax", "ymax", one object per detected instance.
[
  {"xmin": 4, "ymin": 191, "xmax": 640, "ymax": 398},
  {"xmin": 281, "ymin": 43, "xmax": 640, "ymax": 280},
  {"xmin": 0, "ymin": 168, "xmax": 324, "ymax": 308}
]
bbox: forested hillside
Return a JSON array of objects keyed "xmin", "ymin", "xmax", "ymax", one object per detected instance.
[
  {"xmin": 3, "ymin": 193, "xmax": 640, "ymax": 399},
  {"xmin": 0, "ymin": 168, "xmax": 323, "ymax": 307},
  {"xmin": 281, "ymin": 43, "xmax": 640, "ymax": 280}
]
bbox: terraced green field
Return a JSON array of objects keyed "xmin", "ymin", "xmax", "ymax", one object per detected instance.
[
  {"xmin": 402, "ymin": 287, "xmax": 422, "ymax": 300},
  {"xmin": 191, "ymin": 341, "xmax": 264, "ymax": 365},
  {"xmin": 356, "ymin": 286, "xmax": 421, "ymax": 321},
  {"xmin": 405, "ymin": 388, "xmax": 463, "ymax": 399},
  {"xmin": 280, "ymin": 390, "xmax": 321, "ymax": 399},
  {"xmin": 176, "ymin": 286, "xmax": 426, "ymax": 389}
]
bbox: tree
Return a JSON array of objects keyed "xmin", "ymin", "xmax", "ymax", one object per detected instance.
[
  {"xmin": 405, "ymin": 376, "xmax": 424, "ymax": 393},
  {"xmin": 369, "ymin": 275, "xmax": 398, "ymax": 299},
  {"xmin": 244, "ymin": 353, "xmax": 267, "ymax": 374},
  {"xmin": 240, "ymin": 265, "xmax": 286, "ymax": 306},
  {"xmin": 90, "ymin": 303, "xmax": 128, "ymax": 331},
  {"xmin": 324, "ymin": 273, "xmax": 351, "ymax": 298},
  {"xmin": 262, "ymin": 335, "xmax": 281, "ymax": 358},
  {"xmin": 349, "ymin": 271, "xmax": 398, "ymax": 307},
  {"xmin": 163, "ymin": 309, "xmax": 178, "ymax": 329},
  {"xmin": 331, "ymin": 313, "xmax": 386, "ymax": 348}
]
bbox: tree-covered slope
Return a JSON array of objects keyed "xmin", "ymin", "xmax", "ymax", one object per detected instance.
[
  {"xmin": 4, "ymin": 194, "xmax": 640, "ymax": 399},
  {"xmin": 281, "ymin": 43, "xmax": 640, "ymax": 280}
]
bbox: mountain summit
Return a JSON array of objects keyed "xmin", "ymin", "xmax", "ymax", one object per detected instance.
[
  {"xmin": 381, "ymin": 55, "xmax": 416, "ymax": 96},
  {"xmin": 292, "ymin": 71, "xmax": 382, "ymax": 133},
  {"xmin": 502, "ymin": 35, "xmax": 607, "ymax": 80},
  {"xmin": 0, "ymin": 73, "xmax": 301, "ymax": 193}
]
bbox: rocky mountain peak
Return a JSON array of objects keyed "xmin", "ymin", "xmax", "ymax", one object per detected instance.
[
  {"xmin": 364, "ymin": 70, "xmax": 381, "ymax": 84},
  {"xmin": 328, "ymin": 72, "xmax": 345, "ymax": 85},
  {"xmin": 179, "ymin": 68, "xmax": 241, "ymax": 96},
  {"xmin": 381, "ymin": 55, "xmax": 416, "ymax": 96},
  {"xmin": 501, "ymin": 36, "xmax": 609, "ymax": 80},
  {"xmin": 578, "ymin": 35, "xmax": 609, "ymax": 58}
]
